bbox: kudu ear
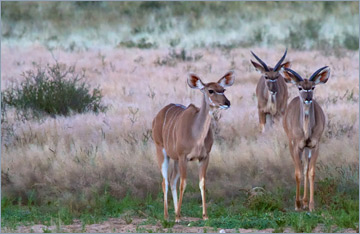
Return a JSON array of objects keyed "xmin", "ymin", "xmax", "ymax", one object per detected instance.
[
  {"xmin": 218, "ymin": 71, "xmax": 235, "ymax": 88},
  {"xmin": 280, "ymin": 67, "xmax": 303, "ymax": 84},
  {"xmin": 187, "ymin": 73, "xmax": 205, "ymax": 89},
  {"xmin": 280, "ymin": 61, "xmax": 291, "ymax": 69},
  {"xmin": 309, "ymin": 66, "xmax": 330, "ymax": 85},
  {"xmin": 250, "ymin": 60, "xmax": 266, "ymax": 73}
]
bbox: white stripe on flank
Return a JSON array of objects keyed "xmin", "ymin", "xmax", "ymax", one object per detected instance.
[
  {"xmin": 308, "ymin": 149, "xmax": 312, "ymax": 159},
  {"xmin": 163, "ymin": 105, "xmax": 176, "ymax": 132},
  {"xmin": 166, "ymin": 108, "xmax": 181, "ymax": 151},
  {"xmin": 161, "ymin": 148, "xmax": 169, "ymax": 202}
]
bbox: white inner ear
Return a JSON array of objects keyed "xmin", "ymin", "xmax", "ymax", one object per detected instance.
[
  {"xmin": 218, "ymin": 78, "xmax": 227, "ymax": 88},
  {"xmin": 196, "ymin": 79, "xmax": 204, "ymax": 89},
  {"xmin": 314, "ymin": 69, "xmax": 330, "ymax": 84}
]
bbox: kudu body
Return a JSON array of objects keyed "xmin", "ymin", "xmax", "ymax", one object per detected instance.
[
  {"xmin": 281, "ymin": 66, "xmax": 330, "ymax": 211},
  {"xmin": 251, "ymin": 50, "xmax": 291, "ymax": 132},
  {"xmin": 152, "ymin": 72, "xmax": 235, "ymax": 222}
]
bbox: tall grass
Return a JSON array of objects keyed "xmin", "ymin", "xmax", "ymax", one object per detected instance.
[
  {"xmin": 1, "ymin": 46, "xmax": 358, "ymax": 209},
  {"xmin": 1, "ymin": 2, "xmax": 359, "ymax": 51}
]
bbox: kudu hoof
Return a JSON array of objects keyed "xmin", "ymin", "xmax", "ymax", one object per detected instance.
[
  {"xmin": 295, "ymin": 200, "xmax": 302, "ymax": 211},
  {"xmin": 302, "ymin": 200, "xmax": 308, "ymax": 210}
]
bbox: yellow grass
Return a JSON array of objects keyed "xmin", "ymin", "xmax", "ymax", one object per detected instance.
[{"xmin": 1, "ymin": 45, "xmax": 358, "ymax": 202}]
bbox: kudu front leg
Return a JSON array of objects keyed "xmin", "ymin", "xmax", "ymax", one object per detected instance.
[
  {"xmin": 308, "ymin": 146, "xmax": 319, "ymax": 212},
  {"xmin": 258, "ymin": 110, "xmax": 266, "ymax": 133},
  {"xmin": 199, "ymin": 157, "xmax": 210, "ymax": 220},
  {"xmin": 302, "ymin": 148, "xmax": 311, "ymax": 209},
  {"xmin": 292, "ymin": 146, "xmax": 303, "ymax": 211},
  {"xmin": 176, "ymin": 158, "xmax": 187, "ymax": 222}
]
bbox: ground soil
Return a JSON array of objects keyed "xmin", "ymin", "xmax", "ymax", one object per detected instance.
[{"xmin": 4, "ymin": 217, "xmax": 357, "ymax": 233}]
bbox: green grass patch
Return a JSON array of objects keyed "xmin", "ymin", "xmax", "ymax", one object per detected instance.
[
  {"xmin": 2, "ymin": 61, "xmax": 107, "ymax": 120},
  {"xmin": 2, "ymin": 181, "xmax": 358, "ymax": 232}
]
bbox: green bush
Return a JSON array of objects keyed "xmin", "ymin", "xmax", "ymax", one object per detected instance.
[{"xmin": 2, "ymin": 62, "xmax": 106, "ymax": 118}]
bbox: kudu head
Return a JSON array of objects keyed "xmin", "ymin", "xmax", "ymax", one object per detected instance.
[
  {"xmin": 250, "ymin": 49, "xmax": 291, "ymax": 95},
  {"xmin": 280, "ymin": 66, "xmax": 330, "ymax": 105},
  {"xmin": 187, "ymin": 71, "xmax": 235, "ymax": 110}
]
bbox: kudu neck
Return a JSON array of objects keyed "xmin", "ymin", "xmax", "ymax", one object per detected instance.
[
  {"xmin": 192, "ymin": 93, "xmax": 212, "ymax": 140},
  {"xmin": 299, "ymin": 99, "xmax": 315, "ymax": 139}
]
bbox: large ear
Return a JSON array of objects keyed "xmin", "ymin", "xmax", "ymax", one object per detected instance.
[
  {"xmin": 250, "ymin": 60, "xmax": 266, "ymax": 73},
  {"xmin": 309, "ymin": 66, "xmax": 330, "ymax": 85},
  {"xmin": 280, "ymin": 61, "xmax": 291, "ymax": 69},
  {"xmin": 280, "ymin": 67, "xmax": 303, "ymax": 84},
  {"xmin": 187, "ymin": 73, "xmax": 205, "ymax": 89},
  {"xmin": 218, "ymin": 71, "xmax": 235, "ymax": 88}
]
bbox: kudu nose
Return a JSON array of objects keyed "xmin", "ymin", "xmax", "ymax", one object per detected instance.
[{"xmin": 225, "ymin": 100, "xmax": 230, "ymax": 107}]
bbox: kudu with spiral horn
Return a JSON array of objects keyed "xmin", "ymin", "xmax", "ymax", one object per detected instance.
[
  {"xmin": 250, "ymin": 49, "xmax": 291, "ymax": 132},
  {"xmin": 280, "ymin": 66, "xmax": 330, "ymax": 211}
]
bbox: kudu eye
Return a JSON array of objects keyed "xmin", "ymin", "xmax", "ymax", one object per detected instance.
[
  {"xmin": 311, "ymin": 87, "xmax": 315, "ymax": 90},
  {"xmin": 208, "ymin": 90, "xmax": 214, "ymax": 94},
  {"xmin": 298, "ymin": 87, "xmax": 303, "ymax": 91}
]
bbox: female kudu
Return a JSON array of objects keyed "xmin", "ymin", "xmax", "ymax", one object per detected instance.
[
  {"xmin": 280, "ymin": 66, "xmax": 330, "ymax": 211},
  {"xmin": 152, "ymin": 72, "xmax": 235, "ymax": 222}
]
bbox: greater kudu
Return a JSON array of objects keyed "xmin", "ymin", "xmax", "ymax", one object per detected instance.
[
  {"xmin": 280, "ymin": 66, "xmax": 330, "ymax": 211},
  {"xmin": 250, "ymin": 49, "xmax": 291, "ymax": 132},
  {"xmin": 152, "ymin": 72, "xmax": 235, "ymax": 222}
]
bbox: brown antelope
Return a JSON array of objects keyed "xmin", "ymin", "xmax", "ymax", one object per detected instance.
[
  {"xmin": 280, "ymin": 66, "xmax": 330, "ymax": 211},
  {"xmin": 152, "ymin": 71, "xmax": 235, "ymax": 222},
  {"xmin": 250, "ymin": 49, "xmax": 291, "ymax": 132}
]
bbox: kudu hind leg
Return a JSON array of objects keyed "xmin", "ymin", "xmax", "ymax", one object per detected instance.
[
  {"xmin": 170, "ymin": 160, "xmax": 180, "ymax": 216},
  {"xmin": 175, "ymin": 158, "xmax": 187, "ymax": 222},
  {"xmin": 291, "ymin": 144, "xmax": 303, "ymax": 211},
  {"xmin": 156, "ymin": 146, "xmax": 169, "ymax": 219},
  {"xmin": 199, "ymin": 157, "xmax": 210, "ymax": 220}
]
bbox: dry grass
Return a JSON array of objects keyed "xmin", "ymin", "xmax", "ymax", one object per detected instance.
[{"xmin": 1, "ymin": 46, "xmax": 358, "ymax": 204}]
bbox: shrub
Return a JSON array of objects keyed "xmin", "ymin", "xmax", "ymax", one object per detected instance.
[{"xmin": 2, "ymin": 62, "xmax": 106, "ymax": 118}]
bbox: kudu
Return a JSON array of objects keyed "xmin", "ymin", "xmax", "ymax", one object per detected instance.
[
  {"xmin": 152, "ymin": 71, "xmax": 235, "ymax": 222},
  {"xmin": 280, "ymin": 66, "xmax": 330, "ymax": 211},
  {"xmin": 250, "ymin": 49, "xmax": 291, "ymax": 132}
]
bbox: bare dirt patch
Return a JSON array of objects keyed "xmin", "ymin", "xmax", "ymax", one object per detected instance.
[{"xmin": 6, "ymin": 217, "xmax": 357, "ymax": 233}]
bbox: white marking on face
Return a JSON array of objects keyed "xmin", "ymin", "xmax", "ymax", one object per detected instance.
[
  {"xmin": 308, "ymin": 149, "xmax": 312, "ymax": 159},
  {"xmin": 215, "ymin": 91, "xmax": 224, "ymax": 95},
  {"xmin": 161, "ymin": 148, "xmax": 169, "ymax": 201},
  {"xmin": 208, "ymin": 96, "xmax": 216, "ymax": 107}
]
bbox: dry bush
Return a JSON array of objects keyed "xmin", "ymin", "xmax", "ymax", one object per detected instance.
[{"xmin": 1, "ymin": 46, "xmax": 358, "ymax": 206}]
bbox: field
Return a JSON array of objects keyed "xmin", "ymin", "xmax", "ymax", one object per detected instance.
[{"xmin": 1, "ymin": 2, "xmax": 359, "ymax": 233}]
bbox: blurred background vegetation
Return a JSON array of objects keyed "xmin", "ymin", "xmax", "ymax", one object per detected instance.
[{"xmin": 2, "ymin": 1, "xmax": 359, "ymax": 51}]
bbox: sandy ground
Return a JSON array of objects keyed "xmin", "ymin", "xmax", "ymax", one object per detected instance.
[{"xmin": 4, "ymin": 217, "xmax": 357, "ymax": 233}]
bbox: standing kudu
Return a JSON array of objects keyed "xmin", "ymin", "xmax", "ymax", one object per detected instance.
[
  {"xmin": 152, "ymin": 71, "xmax": 235, "ymax": 222},
  {"xmin": 250, "ymin": 49, "xmax": 291, "ymax": 132},
  {"xmin": 280, "ymin": 66, "xmax": 330, "ymax": 211}
]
